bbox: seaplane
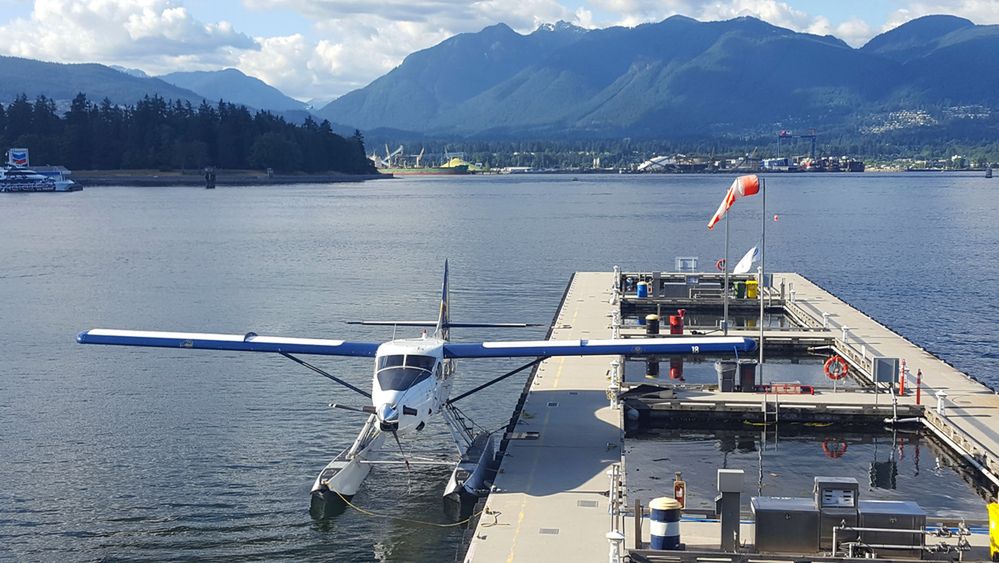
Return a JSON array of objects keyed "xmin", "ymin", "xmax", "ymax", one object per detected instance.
[{"xmin": 77, "ymin": 262, "xmax": 756, "ymax": 518}]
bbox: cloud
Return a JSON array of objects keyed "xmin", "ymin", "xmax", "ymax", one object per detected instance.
[
  {"xmin": 2, "ymin": 0, "xmax": 994, "ymax": 104},
  {"xmin": 884, "ymin": 0, "xmax": 999, "ymax": 30},
  {"xmin": 586, "ymin": 0, "xmax": 878, "ymax": 45},
  {"xmin": 0, "ymin": 0, "xmax": 256, "ymax": 69},
  {"xmin": 233, "ymin": 0, "xmax": 575, "ymax": 99}
]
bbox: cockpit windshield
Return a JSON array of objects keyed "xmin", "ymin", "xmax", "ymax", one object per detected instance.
[
  {"xmin": 377, "ymin": 368, "xmax": 430, "ymax": 391},
  {"xmin": 375, "ymin": 354, "xmax": 438, "ymax": 390}
]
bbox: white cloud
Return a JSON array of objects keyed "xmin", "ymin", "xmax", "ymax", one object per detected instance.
[
  {"xmin": 1, "ymin": 0, "xmax": 995, "ymax": 103},
  {"xmin": 0, "ymin": 0, "xmax": 256, "ymax": 69},
  {"xmin": 885, "ymin": 0, "xmax": 999, "ymax": 31},
  {"xmin": 232, "ymin": 0, "xmax": 575, "ymax": 99},
  {"xmin": 586, "ymin": 0, "xmax": 879, "ymax": 45}
]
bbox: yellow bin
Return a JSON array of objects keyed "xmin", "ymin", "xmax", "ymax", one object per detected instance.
[
  {"xmin": 989, "ymin": 502, "xmax": 998, "ymax": 561},
  {"xmin": 745, "ymin": 279, "xmax": 759, "ymax": 299}
]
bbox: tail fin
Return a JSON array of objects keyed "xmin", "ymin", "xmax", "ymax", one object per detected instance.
[{"xmin": 435, "ymin": 260, "xmax": 450, "ymax": 340}]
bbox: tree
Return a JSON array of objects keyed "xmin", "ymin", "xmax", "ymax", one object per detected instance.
[{"xmin": 248, "ymin": 132, "xmax": 302, "ymax": 172}]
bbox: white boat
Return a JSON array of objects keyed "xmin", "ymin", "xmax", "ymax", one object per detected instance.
[{"xmin": 1, "ymin": 148, "xmax": 79, "ymax": 192}]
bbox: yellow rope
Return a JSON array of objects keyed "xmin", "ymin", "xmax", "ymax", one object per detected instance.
[{"xmin": 333, "ymin": 490, "xmax": 490, "ymax": 528}]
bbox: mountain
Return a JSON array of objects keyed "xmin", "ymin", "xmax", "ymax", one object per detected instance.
[
  {"xmin": 0, "ymin": 56, "xmax": 202, "ymax": 105},
  {"xmin": 319, "ymin": 21, "xmax": 589, "ymax": 133},
  {"xmin": 109, "ymin": 65, "xmax": 149, "ymax": 78},
  {"xmin": 861, "ymin": 15, "xmax": 975, "ymax": 62},
  {"xmin": 319, "ymin": 15, "xmax": 999, "ymax": 139},
  {"xmin": 862, "ymin": 15, "xmax": 999, "ymax": 103},
  {"xmin": 158, "ymin": 68, "xmax": 307, "ymax": 112}
]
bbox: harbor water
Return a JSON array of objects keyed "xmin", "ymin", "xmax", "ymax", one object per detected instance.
[{"xmin": 1, "ymin": 173, "xmax": 997, "ymax": 561}]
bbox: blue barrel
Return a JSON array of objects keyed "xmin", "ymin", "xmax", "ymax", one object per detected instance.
[
  {"xmin": 636, "ymin": 281, "xmax": 649, "ymax": 298},
  {"xmin": 649, "ymin": 497, "xmax": 681, "ymax": 550}
]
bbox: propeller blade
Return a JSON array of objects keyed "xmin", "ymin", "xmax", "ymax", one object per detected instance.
[
  {"xmin": 391, "ymin": 430, "xmax": 411, "ymax": 471},
  {"xmin": 329, "ymin": 403, "xmax": 376, "ymax": 414}
]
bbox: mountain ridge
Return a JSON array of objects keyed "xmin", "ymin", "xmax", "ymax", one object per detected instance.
[
  {"xmin": 158, "ymin": 68, "xmax": 307, "ymax": 112},
  {"xmin": 319, "ymin": 14, "xmax": 999, "ymax": 140}
]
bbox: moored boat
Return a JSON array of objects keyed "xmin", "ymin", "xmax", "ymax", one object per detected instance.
[{"xmin": 0, "ymin": 149, "xmax": 79, "ymax": 192}]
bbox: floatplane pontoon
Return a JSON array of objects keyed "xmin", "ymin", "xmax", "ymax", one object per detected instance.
[{"xmin": 77, "ymin": 262, "xmax": 755, "ymax": 518}]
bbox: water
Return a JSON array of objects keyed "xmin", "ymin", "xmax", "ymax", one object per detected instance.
[
  {"xmin": 1, "ymin": 173, "xmax": 997, "ymax": 561},
  {"xmin": 625, "ymin": 427, "xmax": 987, "ymax": 520}
]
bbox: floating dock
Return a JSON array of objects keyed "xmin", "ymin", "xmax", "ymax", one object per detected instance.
[{"xmin": 461, "ymin": 271, "xmax": 999, "ymax": 562}]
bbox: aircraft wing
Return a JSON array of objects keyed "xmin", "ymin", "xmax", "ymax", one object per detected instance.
[
  {"xmin": 442, "ymin": 336, "xmax": 755, "ymax": 358},
  {"xmin": 77, "ymin": 329, "xmax": 381, "ymax": 357}
]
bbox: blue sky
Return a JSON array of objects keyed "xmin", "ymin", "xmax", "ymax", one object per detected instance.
[{"xmin": 0, "ymin": 0, "xmax": 994, "ymax": 102}]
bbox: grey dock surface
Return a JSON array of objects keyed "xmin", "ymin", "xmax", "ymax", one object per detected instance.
[
  {"xmin": 464, "ymin": 272, "xmax": 998, "ymax": 562},
  {"xmin": 777, "ymin": 272, "xmax": 999, "ymax": 481},
  {"xmin": 464, "ymin": 272, "xmax": 620, "ymax": 562}
]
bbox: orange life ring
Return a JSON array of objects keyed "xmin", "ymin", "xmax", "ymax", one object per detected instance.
[
  {"xmin": 824, "ymin": 355, "xmax": 848, "ymax": 380},
  {"xmin": 822, "ymin": 439, "xmax": 848, "ymax": 459},
  {"xmin": 715, "ymin": 258, "xmax": 726, "ymax": 271}
]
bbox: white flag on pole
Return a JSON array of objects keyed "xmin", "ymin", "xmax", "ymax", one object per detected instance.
[{"xmin": 732, "ymin": 245, "xmax": 759, "ymax": 275}]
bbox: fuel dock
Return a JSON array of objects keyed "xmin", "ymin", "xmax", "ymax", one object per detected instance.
[{"xmin": 460, "ymin": 269, "xmax": 999, "ymax": 562}]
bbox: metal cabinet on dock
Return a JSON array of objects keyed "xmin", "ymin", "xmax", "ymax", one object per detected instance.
[
  {"xmin": 858, "ymin": 500, "xmax": 925, "ymax": 559},
  {"xmin": 752, "ymin": 497, "xmax": 819, "ymax": 553},
  {"xmin": 815, "ymin": 477, "xmax": 860, "ymax": 550}
]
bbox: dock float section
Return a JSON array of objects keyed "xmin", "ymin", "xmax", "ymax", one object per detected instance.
[
  {"xmin": 462, "ymin": 271, "xmax": 999, "ymax": 562},
  {"xmin": 464, "ymin": 272, "xmax": 621, "ymax": 562}
]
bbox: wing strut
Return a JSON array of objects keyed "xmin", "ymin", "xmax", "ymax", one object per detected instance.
[
  {"xmin": 447, "ymin": 357, "xmax": 548, "ymax": 404},
  {"xmin": 280, "ymin": 352, "xmax": 371, "ymax": 399}
]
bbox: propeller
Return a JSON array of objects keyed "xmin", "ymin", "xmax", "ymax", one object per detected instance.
[
  {"xmin": 329, "ymin": 403, "xmax": 376, "ymax": 414},
  {"xmin": 329, "ymin": 403, "xmax": 418, "ymax": 416},
  {"xmin": 390, "ymin": 429, "xmax": 411, "ymax": 471}
]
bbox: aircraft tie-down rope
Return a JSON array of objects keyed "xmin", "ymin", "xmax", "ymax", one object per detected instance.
[{"xmin": 332, "ymin": 490, "xmax": 506, "ymax": 528}]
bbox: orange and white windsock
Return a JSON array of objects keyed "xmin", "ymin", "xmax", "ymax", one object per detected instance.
[{"xmin": 707, "ymin": 175, "xmax": 760, "ymax": 230}]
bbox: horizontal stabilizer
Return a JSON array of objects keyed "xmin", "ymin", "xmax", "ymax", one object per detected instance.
[
  {"xmin": 443, "ymin": 336, "xmax": 755, "ymax": 359},
  {"xmin": 346, "ymin": 321, "xmax": 538, "ymax": 328},
  {"xmin": 77, "ymin": 329, "xmax": 380, "ymax": 357}
]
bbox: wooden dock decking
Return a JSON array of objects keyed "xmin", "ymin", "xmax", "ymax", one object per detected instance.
[{"xmin": 463, "ymin": 271, "xmax": 999, "ymax": 562}]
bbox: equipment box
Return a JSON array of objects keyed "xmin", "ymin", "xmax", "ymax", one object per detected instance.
[
  {"xmin": 859, "ymin": 500, "xmax": 925, "ymax": 559},
  {"xmin": 815, "ymin": 477, "xmax": 860, "ymax": 550},
  {"xmin": 752, "ymin": 497, "xmax": 819, "ymax": 554}
]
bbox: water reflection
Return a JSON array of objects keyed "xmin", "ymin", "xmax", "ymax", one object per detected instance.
[{"xmin": 625, "ymin": 425, "xmax": 993, "ymax": 520}]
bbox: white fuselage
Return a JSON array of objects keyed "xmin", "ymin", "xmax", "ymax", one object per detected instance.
[{"xmin": 370, "ymin": 336, "xmax": 454, "ymax": 433}]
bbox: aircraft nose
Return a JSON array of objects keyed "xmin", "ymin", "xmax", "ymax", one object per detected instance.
[{"xmin": 378, "ymin": 403, "xmax": 398, "ymax": 423}]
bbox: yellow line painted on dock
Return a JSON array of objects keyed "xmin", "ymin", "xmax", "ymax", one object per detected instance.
[
  {"xmin": 506, "ymin": 357, "xmax": 564, "ymax": 562},
  {"xmin": 553, "ymin": 356, "xmax": 565, "ymax": 389}
]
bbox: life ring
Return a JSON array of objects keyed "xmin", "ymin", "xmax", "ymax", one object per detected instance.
[
  {"xmin": 822, "ymin": 439, "xmax": 848, "ymax": 459},
  {"xmin": 715, "ymin": 258, "xmax": 726, "ymax": 271},
  {"xmin": 824, "ymin": 355, "xmax": 848, "ymax": 380}
]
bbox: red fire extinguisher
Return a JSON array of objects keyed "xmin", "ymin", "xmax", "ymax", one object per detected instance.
[{"xmin": 673, "ymin": 472, "xmax": 686, "ymax": 508}]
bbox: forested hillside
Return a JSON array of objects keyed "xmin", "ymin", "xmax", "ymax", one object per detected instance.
[{"xmin": 0, "ymin": 94, "xmax": 375, "ymax": 174}]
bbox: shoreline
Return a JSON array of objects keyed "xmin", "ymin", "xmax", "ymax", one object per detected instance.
[{"xmin": 70, "ymin": 170, "xmax": 390, "ymax": 187}]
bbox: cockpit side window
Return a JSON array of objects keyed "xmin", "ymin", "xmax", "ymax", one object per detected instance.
[
  {"xmin": 406, "ymin": 355, "xmax": 436, "ymax": 371},
  {"xmin": 377, "ymin": 355, "xmax": 405, "ymax": 370}
]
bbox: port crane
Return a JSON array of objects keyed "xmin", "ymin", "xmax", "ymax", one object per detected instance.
[
  {"xmin": 777, "ymin": 129, "xmax": 816, "ymax": 159},
  {"xmin": 370, "ymin": 145, "xmax": 403, "ymax": 168},
  {"xmin": 77, "ymin": 263, "xmax": 755, "ymax": 518}
]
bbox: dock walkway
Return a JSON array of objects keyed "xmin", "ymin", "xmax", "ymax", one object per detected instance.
[
  {"xmin": 779, "ymin": 273, "xmax": 999, "ymax": 483},
  {"xmin": 464, "ymin": 272, "xmax": 621, "ymax": 562},
  {"xmin": 464, "ymin": 271, "xmax": 999, "ymax": 562}
]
